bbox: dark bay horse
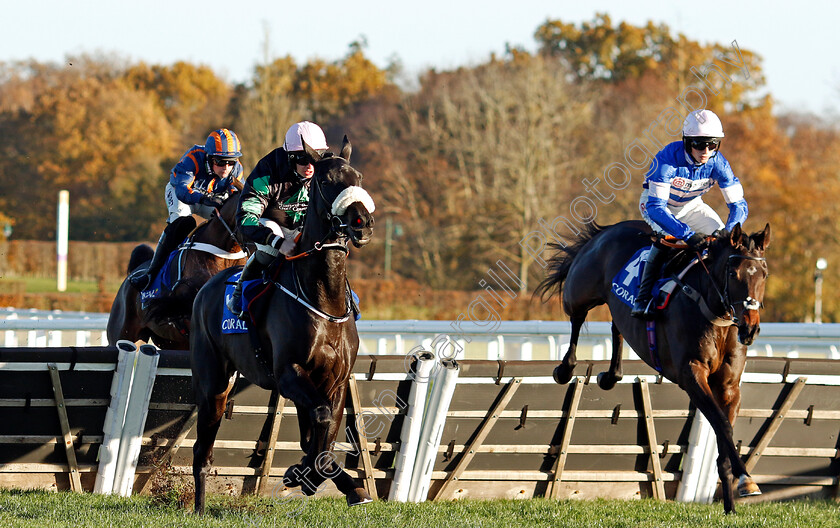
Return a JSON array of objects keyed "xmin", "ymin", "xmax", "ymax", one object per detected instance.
[
  {"xmin": 536, "ymin": 220, "xmax": 770, "ymax": 514},
  {"xmin": 107, "ymin": 184, "xmax": 246, "ymax": 349},
  {"xmin": 189, "ymin": 137, "xmax": 375, "ymax": 514}
]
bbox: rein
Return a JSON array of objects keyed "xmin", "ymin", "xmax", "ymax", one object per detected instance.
[
  {"xmin": 276, "ymin": 169, "xmax": 355, "ymax": 322},
  {"xmin": 179, "ymin": 206, "xmax": 247, "ymax": 259}
]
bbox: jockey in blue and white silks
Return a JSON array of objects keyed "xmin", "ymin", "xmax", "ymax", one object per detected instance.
[
  {"xmin": 632, "ymin": 109, "xmax": 749, "ymax": 320},
  {"xmin": 640, "ymin": 141, "xmax": 748, "ymax": 240},
  {"xmin": 129, "ymin": 128, "xmax": 244, "ymax": 291}
]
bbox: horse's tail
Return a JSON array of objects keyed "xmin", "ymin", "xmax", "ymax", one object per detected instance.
[
  {"xmin": 534, "ymin": 222, "xmax": 606, "ymax": 301},
  {"xmin": 128, "ymin": 244, "xmax": 154, "ymax": 274}
]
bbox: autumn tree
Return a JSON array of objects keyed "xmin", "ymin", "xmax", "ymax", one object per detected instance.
[
  {"xmin": 294, "ymin": 40, "xmax": 392, "ymax": 123},
  {"xmin": 123, "ymin": 61, "xmax": 233, "ymax": 145},
  {"xmin": 0, "ymin": 57, "xmax": 177, "ymax": 240},
  {"xmin": 358, "ymin": 53, "xmax": 599, "ymax": 290},
  {"xmin": 234, "ymin": 55, "xmax": 304, "ymax": 167}
]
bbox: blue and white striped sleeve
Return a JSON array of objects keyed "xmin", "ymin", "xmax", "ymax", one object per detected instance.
[
  {"xmin": 715, "ymin": 155, "xmax": 748, "ymax": 229},
  {"xmin": 644, "ymin": 161, "xmax": 693, "ymax": 239}
]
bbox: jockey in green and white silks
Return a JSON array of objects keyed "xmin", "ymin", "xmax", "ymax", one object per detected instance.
[{"xmin": 227, "ymin": 121, "xmax": 328, "ymax": 318}]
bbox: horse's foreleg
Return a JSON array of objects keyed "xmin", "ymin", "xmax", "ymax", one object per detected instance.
[
  {"xmin": 323, "ymin": 384, "xmax": 373, "ymax": 506},
  {"xmin": 712, "ymin": 363, "xmax": 760, "ymax": 503},
  {"xmin": 554, "ymin": 314, "xmax": 586, "ymax": 384},
  {"xmin": 598, "ymin": 322, "xmax": 624, "ymax": 390},
  {"xmin": 276, "ymin": 366, "xmax": 332, "ymax": 494},
  {"xmin": 683, "ymin": 359, "xmax": 753, "ymax": 514},
  {"xmin": 192, "ymin": 389, "xmax": 232, "ymax": 514}
]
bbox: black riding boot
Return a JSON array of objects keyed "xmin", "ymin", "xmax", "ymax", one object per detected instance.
[
  {"xmin": 227, "ymin": 252, "xmax": 271, "ymax": 319},
  {"xmin": 129, "ymin": 216, "xmax": 195, "ymax": 291},
  {"xmin": 630, "ymin": 244, "xmax": 668, "ymax": 320}
]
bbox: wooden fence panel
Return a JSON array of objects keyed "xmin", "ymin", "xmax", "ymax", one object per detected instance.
[{"xmin": 0, "ymin": 349, "xmax": 837, "ymax": 505}]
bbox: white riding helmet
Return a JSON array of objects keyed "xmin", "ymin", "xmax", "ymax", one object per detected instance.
[
  {"xmin": 284, "ymin": 121, "xmax": 328, "ymax": 152},
  {"xmin": 683, "ymin": 109, "xmax": 725, "ymax": 138}
]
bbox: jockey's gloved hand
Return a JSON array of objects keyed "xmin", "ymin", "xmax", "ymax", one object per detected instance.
[
  {"xmin": 200, "ymin": 194, "xmax": 225, "ymax": 208},
  {"xmin": 712, "ymin": 228, "xmax": 729, "ymax": 239},
  {"xmin": 279, "ymin": 227, "xmax": 300, "ymax": 243},
  {"xmin": 268, "ymin": 228, "xmax": 300, "ymax": 256},
  {"xmin": 686, "ymin": 233, "xmax": 708, "ymax": 251}
]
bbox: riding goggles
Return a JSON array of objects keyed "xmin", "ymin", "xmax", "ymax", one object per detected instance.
[
  {"xmin": 688, "ymin": 138, "xmax": 721, "ymax": 151},
  {"xmin": 289, "ymin": 152, "xmax": 315, "ymax": 166},
  {"xmin": 211, "ymin": 157, "xmax": 237, "ymax": 167}
]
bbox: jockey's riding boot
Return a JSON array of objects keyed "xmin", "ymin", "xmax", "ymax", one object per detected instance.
[
  {"xmin": 227, "ymin": 253, "xmax": 270, "ymax": 319},
  {"xmin": 129, "ymin": 217, "xmax": 193, "ymax": 291},
  {"xmin": 631, "ymin": 244, "xmax": 668, "ymax": 320}
]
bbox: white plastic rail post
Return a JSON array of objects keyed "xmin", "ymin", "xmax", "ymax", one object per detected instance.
[
  {"xmin": 389, "ymin": 352, "xmax": 436, "ymax": 502},
  {"xmin": 94, "ymin": 340, "xmax": 138, "ymax": 494},
  {"xmin": 113, "ymin": 344, "xmax": 160, "ymax": 496},
  {"xmin": 407, "ymin": 359, "xmax": 459, "ymax": 502},
  {"xmin": 675, "ymin": 411, "xmax": 718, "ymax": 503}
]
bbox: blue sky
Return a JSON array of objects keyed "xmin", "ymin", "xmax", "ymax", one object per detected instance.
[{"xmin": 3, "ymin": 0, "xmax": 839, "ymax": 115}]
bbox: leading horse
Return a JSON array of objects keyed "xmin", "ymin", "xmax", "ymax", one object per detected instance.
[
  {"xmin": 107, "ymin": 184, "xmax": 246, "ymax": 349},
  {"xmin": 189, "ymin": 137, "xmax": 375, "ymax": 514},
  {"xmin": 536, "ymin": 220, "xmax": 770, "ymax": 514}
]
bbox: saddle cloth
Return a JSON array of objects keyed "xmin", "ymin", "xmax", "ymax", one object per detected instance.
[
  {"xmin": 220, "ymin": 272, "xmax": 362, "ymax": 334},
  {"xmin": 138, "ymin": 250, "xmax": 181, "ymax": 307},
  {"xmin": 611, "ymin": 247, "xmax": 678, "ymax": 312}
]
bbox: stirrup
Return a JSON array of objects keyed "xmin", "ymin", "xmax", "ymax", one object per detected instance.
[
  {"xmin": 631, "ymin": 299, "xmax": 655, "ymax": 320},
  {"xmin": 129, "ymin": 270, "xmax": 151, "ymax": 291},
  {"xmin": 226, "ymin": 292, "xmax": 245, "ymax": 320}
]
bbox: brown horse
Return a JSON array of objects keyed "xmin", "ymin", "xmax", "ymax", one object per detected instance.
[
  {"xmin": 189, "ymin": 137, "xmax": 375, "ymax": 514},
  {"xmin": 536, "ymin": 220, "xmax": 770, "ymax": 514},
  {"xmin": 107, "ymin": 185, "xmax": 246, "ymax": 349}
]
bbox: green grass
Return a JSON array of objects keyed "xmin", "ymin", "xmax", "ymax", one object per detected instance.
[
  {"xmin": 0, "ymin": 277, "xmax": 122, "ymax": 294},
  {"xmin": 0, "ymin": 490, "xmax": 837, "ymax": 528}
]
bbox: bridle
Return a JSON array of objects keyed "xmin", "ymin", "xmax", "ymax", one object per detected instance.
[
  {"xmin": 694, "ymin": 249, "xmax": 766, "ymax": 326},
  {"xmin": 285, "ymin": 167, "xmax": 352, "ymax": 261},
  {"xmin": 273, "ymin": 159, "xmax": 373, "ymax": 322}
]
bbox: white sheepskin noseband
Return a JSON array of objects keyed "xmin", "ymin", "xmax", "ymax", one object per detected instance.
[{"xmin": 331, "ymin": 186, "xmax": 376, "ymax": 216}]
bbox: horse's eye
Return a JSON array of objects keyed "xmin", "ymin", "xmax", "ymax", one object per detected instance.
[{"xmin": 354, "ymin": 217, "xmax": 363, "ymax": 227}]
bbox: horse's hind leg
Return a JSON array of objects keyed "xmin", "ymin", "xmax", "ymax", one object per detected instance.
[
  {"xmin": 554, "ymin": 314, "xmax": 586, "ymax": 384},
  {"xmin": 192, "ymin": 363, "xmax": 235, "ymax": 514},
  {"xmin": 683, "ymin": 359, "xmax": 756, "ymax": 514},
  {"xmin": 598, "ymin": 322, "xmax": 624, "ymax": 390}
]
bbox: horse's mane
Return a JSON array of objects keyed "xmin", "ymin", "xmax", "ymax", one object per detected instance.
[{"xmin": 534, "ymin": 221, "xmax": 607, "ymax": 301}]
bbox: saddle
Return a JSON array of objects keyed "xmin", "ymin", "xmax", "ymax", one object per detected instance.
[{"xmin": 611, "ymin": 245, "xmax": 701, "ymax": 315}]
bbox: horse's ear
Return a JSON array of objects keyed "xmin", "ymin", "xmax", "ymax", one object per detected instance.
[
  {"xmin": 339, "ymin": 135, "xmax": 351, "ymax": 162},
  {"xmin": 301, "ymin": 137, "xmax": 322, "ymax": 162},
  {"xmin": 729, "ymin": 223, "xmax": 743, "ymax": 248},
  {"xmin": 752, "ymin": 223, "xmax": 771, "ymax": 251}
]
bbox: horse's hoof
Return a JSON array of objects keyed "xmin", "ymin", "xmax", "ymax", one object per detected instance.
[
  {"xmin": 737, "ymin": 474, "xmax": 761, "ymax": 497},
  {"xmin": 346, "ymin": 487, "xmax": 373, "ymax": 506},
  {"xmin": 597, "ymin": 372, "xmax": 620, "ymax": 391},
  {"xmin": 553, "ymin": 365, "xmax": 573, "ymax": 385},
  {"xmin": 283, "ymin": 464, "xmax": 305, "ymax": 488},
  {"xmin": 312, "ymin": 405, "xmax": 332, "ymax": 425}
]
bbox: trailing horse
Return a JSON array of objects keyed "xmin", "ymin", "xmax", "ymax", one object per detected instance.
[
  {"xmin": 536, "ymin": 220, "xmax": 770, "ymax": 514},
  {"xmin": 107, "ymin": 185, "xmax": 246, "ymax": 349},
  {"xmin": 189, "ymin": 137, "xmax": 375, "ymax": 513}
]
